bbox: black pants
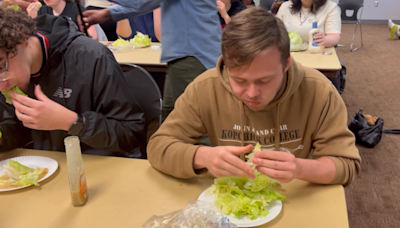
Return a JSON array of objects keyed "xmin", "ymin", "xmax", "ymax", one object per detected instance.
[{"xmin": 86, "ymin": 6, "xmax": 118, "ymax": 41}]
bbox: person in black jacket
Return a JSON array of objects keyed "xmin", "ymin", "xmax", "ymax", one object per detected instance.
[{"xmin": 0, "ymin": 8, "xmax": 145, "ymax": 158}]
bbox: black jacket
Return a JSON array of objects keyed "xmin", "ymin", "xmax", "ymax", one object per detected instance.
[{"xmin": 0, "ymin": 15, "xmax": 145, "ymax": 157}]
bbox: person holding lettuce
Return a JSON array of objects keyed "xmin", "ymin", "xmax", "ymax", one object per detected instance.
[
  {"xmin": 0, "ymin": 9, "xmax": 146, "ymax": 157},
  {"xmin": 276, "ymin": 0, "xmax": 341, "ymax": 48},
  {"xmin": 146, "ymin": 7, "xmax": 361, "ymax": 187}
]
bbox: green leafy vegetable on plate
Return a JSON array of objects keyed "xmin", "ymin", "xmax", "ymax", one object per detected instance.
[
  {"xmin": 1, "ymin": 160, "xmax": 48, "ymax": 189},
  {"xmin": 130, "ymin": 32, "xmax": 152, "ymax": 48},
  {"xmin": 206, "ymin": 143, "xmax": 285, "ymax": 220},
  {"xmin": 289, "ymin": 31, "xmax": 306, "ymax": 51}
]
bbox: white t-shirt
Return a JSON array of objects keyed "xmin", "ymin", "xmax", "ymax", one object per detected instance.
[
  {"xmin": 84, "ymin": 0, "xmax": 111, "ymax": 8},
  {"xmin": 276, "ymin": 1, "xmax": 341, "ymax": 42}
]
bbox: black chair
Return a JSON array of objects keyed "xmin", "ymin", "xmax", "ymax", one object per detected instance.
[
  {"xmin": 120, "ymin": 63, "xmax": 162, "ymax": 159},
  {"xmin": 338, "ymin": 0, "xmax": 364, "ymax": 52},
  {"xmin": 259, "ymin": 0, "xmax": 275, "ymax": 11}
]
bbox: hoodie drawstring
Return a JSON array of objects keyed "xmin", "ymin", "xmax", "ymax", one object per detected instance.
[
  {"xmin": 274, "ymin": 103, "xmax": 281, "ymax": 151},
  {"xmin": 239, "ymin": 100, "xmax": 245, "ymax": 159}
]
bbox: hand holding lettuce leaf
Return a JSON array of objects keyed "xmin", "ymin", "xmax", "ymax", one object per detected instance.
[
  {"xmin": 247, "ymin": 142, "xmax": 299, "ymax": 183},
  {"xmin": 1, "ymin": 86, "xmax": 28, "ymax": 104},
  {"xmin": 0, "ymin": 160, "xmax": 48, "ymax": 189},
  {"xmin": 205, "ymin": 143, "xmax": 285, "ymax": 220}
]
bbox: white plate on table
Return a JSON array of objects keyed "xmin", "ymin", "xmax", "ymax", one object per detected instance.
[
  {"xmin": 198, "ymin": 188, "xmax": 282, "ymax": 228},
  {"xmin": 0, "ymin": 156, "xmax": 58, "ymax": 192}
]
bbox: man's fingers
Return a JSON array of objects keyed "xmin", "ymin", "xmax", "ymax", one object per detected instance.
[
  {"xmin": 15, "ymin": 109, "xmax": 35, "ymax": 124},
  {"xmin": 214, "ymin": 160, "xmax": 254, "ymax": 178},
  {"xmin": 253, "ymin": 158, "xmax": 296, "ymax": 172},
  {"xmin": 229, "ymin": 144, "xmax": 253, "ymax": 155},
  {"xmin": 11, "ymin": 98, "xmax": 34, "ymax": 116},
  {"xmin": 223, "ymin": 154, "xmax": 254, "ymax": 177},
  {"xmin": 254, "ymin": 151, "xmax": 292, "ymax": 161},
  {"xmin": 256, "ymin": 166, "xmax": 292, "ymax": 182},
  {"xmin": 10, "ymin": 92, "xmax": 37, "ymax": 108}
]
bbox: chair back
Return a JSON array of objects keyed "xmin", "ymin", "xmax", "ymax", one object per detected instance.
[
  {"xmin": 338, "ymin": 0, "xmax": 364, "ymax": 22},
  {"xmin": 259, "ymin": 0, "xmax": 275, "ymax": 10},
  {"xmin": 120, "ymin": 63, "xmax": 162, "ymax": 158}
]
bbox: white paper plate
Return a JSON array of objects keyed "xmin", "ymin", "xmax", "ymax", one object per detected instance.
[
  {"xmin": 0, "ymin": 156, "xmax": 58, "ymax": 192},
  {"xmin": 198, "ymin": 188, "xmax": 282, "ymax": 228}
]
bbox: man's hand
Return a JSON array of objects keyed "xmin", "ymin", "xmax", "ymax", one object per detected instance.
[
  {"xmin": 253, "ymin": 151, "xmax": 299, "ymax": 183},
  {"xmin": 82, "ymin": 9, "xmax": 111, "ymax": 25},
  {"xmin": 11, "ymin": 85, "xmax": 78, "ymax": 131},
  {"xmin": 26, "ymin": 2, "xmax": 39, "ymax": 18},
  {"xmin": 194, "ymin": 144, "xmax": 255, "ymax": 179}
]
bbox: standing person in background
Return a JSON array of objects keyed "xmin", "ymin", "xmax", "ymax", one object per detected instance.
[
  {"xmin": 82, "ymin": 1, "xmax": 221, "ymax": 121},
  {"xmin": 153, "ymin": 8, "xmax": 161, "ymax": 42},
  {"xmin": 27, "ymin": 0, "xmax": 98, "ymax": 40},
  {"xmin": 217, "ymin": 0, "xmax": 247, "ymax": 30},
  {"xmin": 85, "ymin": 0, "xmax": 118, "ymax": 41},
  {"xmin": 276, "ymin": 0, "xmax": 340, "ymax": 48}
]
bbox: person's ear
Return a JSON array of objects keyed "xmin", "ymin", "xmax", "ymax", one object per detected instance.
[{"xmin": 283, "ymin": 56, "xmax": 291, "ymax": 72}]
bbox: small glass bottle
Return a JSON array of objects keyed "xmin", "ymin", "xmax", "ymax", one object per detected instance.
[{"xmin": 64, "ymin": 136, "xmax": 88, "ymax": 206}]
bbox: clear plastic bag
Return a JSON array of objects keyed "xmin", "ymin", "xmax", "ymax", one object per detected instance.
[{"xmin": 142, "ymin": 200, "xmax": 238, "ymax": 228}]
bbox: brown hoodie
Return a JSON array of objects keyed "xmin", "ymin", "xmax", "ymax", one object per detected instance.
[{"xmin": 147, "ymin": 57, "xmax": 361, "ymax": 186}]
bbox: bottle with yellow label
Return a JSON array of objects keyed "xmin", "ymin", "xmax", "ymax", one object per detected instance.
[{"xmin": 64, "ymin": 136, "xmax": 88, "ymax": 206}]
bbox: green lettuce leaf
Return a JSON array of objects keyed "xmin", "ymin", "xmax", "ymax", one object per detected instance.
[
  {"xmin": 245, "ymin": 142, "xmax": 261, "ymax": 169},
  {"xmin": 1, "ymin": 86, "xmax": 28, "ymax": 104},
  {"xmin": 9, "ymin": 160, "xmax": 33, "ymax": 175},
  {"xmin": 210, "ymin": 170, "xmax": 285, "ymax": 220},
  {"xmin": 5, "ymin": 4, "xmax": 21, "ymax": 11},
  {"xmin": 289, "ymin": 31, "xmax": 303, "ymax": 45},
  {"xmin": 12, "ymin": 170, "xmax": 39, "ymax": 186},
  {"xmin": 130, "ymin": 32, "xmax": 151, "ymax": 48}
]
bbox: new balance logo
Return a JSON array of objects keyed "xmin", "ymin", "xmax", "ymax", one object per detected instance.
[{"xmin": 53, "ymin": 87, "xmax": 72, "ymax": 98}]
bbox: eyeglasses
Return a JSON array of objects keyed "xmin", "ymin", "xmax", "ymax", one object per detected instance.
[{"xmin": 0, "ymin": 53, "xmax": 10, "ymax": 82}]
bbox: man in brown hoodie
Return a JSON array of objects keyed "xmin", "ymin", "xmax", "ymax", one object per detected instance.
[{"xmin": 147, "ymin": 7, "xmax": 361, "ymax": 186}]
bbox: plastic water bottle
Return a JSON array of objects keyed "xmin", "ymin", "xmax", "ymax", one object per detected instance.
[{"xmin": 64, "ymin": 136, "xmax": 88, "ymax": 206}]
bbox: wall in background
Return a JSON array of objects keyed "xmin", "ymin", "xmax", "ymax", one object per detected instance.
[
  {"xmin": 255, "ymin": 0, "xmax": 400, "ymax": 23},
  {"xmin": 330, "ymin": 0, "xmax": 400, "ymax": 21}
]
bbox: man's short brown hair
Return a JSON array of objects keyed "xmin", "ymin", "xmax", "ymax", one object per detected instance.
[
  {"xmin": 221, "ymin": 7, "xmax": 290, "ymax": 69},
  {"xmin": 0, "ymin": 8, "xmax": 37, "ymax": 54}
]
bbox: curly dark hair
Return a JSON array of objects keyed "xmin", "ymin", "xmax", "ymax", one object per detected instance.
[
  {"xmin": 291, "ymin": 0, "xmax": 328, "ymax": 14},
  {"xmin": 0, "ymin": 8, "xmax": 37, "ymax": 54}
]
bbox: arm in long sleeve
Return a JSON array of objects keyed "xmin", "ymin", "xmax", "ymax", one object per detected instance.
[
  {"xmin": 147, "ymin": 82, "xmax": 208, "ymax": 178},
  {"xmin": 108, "ymin": 0, "xmax": 162, "ymax": 21},
  {"xmin": 312, "ymin": 85, "xmax": 361, "ymax": 186},
  {"xmin": 78, "ymin": 50, "xmax": 145, "ymax": 154},
  {"xmin": 0, "ymin": 97, "xmax": 32, "ymax": 152}
]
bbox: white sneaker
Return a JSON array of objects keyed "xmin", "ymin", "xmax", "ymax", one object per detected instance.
[{"xmin": 389, "ymin": 19, "xmax": 399, "ymax": 39}]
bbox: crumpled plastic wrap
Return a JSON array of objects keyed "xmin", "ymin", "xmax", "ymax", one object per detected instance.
[{"xmin": 142, "ymin": 200, "xmax": 238, "ymax": 228}]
